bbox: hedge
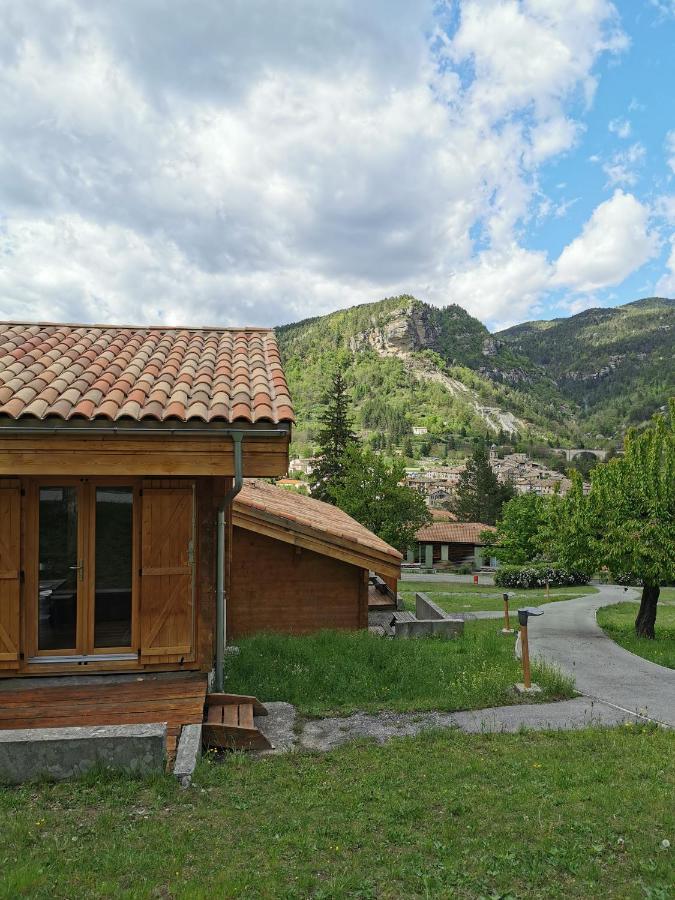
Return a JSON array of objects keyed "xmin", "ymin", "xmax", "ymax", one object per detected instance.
[{"xmin": 494, "ymin": 563, "xmax": 591, "ymax": 589}]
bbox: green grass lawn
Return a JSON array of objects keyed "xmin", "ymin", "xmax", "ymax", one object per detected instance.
[
  {"xmin": 223, "ymin": 623, "xmax": 573, "ymax": 717},
  {"xmin": 597, "ymin": 601, "xmax": 675, "ymax": 669},
  {"xmin": 1, "ymin": 726, "xmax": 673, "ymax": 898},
  {"xmin": 399, "ymin": 581, "xmax": 597, "ymax": 613}
]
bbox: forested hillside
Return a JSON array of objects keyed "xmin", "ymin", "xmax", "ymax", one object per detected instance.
[
  {"xmin": 492, "ymin": 297, "xmax": 674, "ymax": 437},
  {"xmin": 276, "ymin": 295, "xmax": 674, "ymax": 457}
]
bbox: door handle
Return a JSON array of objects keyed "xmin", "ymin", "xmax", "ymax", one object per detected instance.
[{"xmin": 69, "ymin": 561, "xmax": 84, "ymax": 581}]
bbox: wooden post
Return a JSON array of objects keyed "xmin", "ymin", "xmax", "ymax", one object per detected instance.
[
  {"xmin": 546, "ymin": 579, "xmax": 550, "ymax": 601},
  {"xmin": 520, "ymin": 622, "xmax": 531, "ymax": 689}
]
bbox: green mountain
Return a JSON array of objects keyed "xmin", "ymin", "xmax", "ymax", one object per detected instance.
[
  {"xmin": 276, "ymin": 295, "xmax": 674, "ymax": 456},
  {"xmin": 491, "ymin": 297, "xmax": 675, "ymax": 437}
]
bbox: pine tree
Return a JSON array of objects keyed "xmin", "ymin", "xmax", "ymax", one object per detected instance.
[
  {"xmin": 310, "ymin": 368, "xmax": 359, "ymax": 501},
  {"xmin": 450, "ymin": 446, "xmax": 514, "ymax": 525}
]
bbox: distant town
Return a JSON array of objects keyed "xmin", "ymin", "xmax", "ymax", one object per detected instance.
[{"xmin": 286, "ymin": 443, "xmax": 597, "ymax": 508}]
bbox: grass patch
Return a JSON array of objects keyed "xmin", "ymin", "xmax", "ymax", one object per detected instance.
[
  {"xmin": 399, "ymin": 581, "xmax": 597, "ymax": 613},
  {"xmin": 0, "ymin": 727, "xmax": 673, "ymax": 898},
  {"xmin": 597, "ymin": 601, "xmax": 675, "ymax": 669},
  {"xmin": 224, "ymin": 623, "xmax": 573, "ymax": 716}
]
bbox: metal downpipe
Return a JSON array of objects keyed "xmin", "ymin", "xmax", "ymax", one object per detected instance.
[{"xmin": 215, "ymin": 433, "xmax": 244, "ymax": 693}]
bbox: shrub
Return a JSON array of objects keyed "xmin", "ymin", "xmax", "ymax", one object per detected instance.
[{"xmin": 495, "ymin": 563, "xmax": 590, "ymax": 589}]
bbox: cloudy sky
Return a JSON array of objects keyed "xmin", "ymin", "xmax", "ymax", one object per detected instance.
[{"xmin": 0, "ymin": 1, "xmax": 674, "ymax": 331}]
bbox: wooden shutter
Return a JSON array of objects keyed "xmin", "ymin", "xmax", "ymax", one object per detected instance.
[
  {"xmin": 0, "ymin": 484, "xmax": 21, "ymax": 670},
  {"xmin": 140, "ymin": 486, "xmax": 194, "ymax": 663}
]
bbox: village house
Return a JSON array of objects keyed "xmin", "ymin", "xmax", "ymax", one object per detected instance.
[
  {"xmin": 0, "ymin": 322, "xmax": 399, "ymax": 762},
  {"xmin": 410, "ymin": 522, "xmax": 496, "ymax": 570}
]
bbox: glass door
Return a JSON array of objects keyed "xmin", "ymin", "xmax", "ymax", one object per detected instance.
[{"xmin": 31, "ymin": 480, "xmax": 137, "ymax": 664}]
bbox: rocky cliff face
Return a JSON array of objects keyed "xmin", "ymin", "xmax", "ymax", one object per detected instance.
[{"xmin": 348, "ymin": 301, "xmax": 439, "ymax": 356}]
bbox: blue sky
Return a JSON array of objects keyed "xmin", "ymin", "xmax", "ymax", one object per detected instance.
[
  {"xmin": 0, "ymin": 1, "xmax": 673, "ymax": 331},
  {"xmin": 530, "ymin": 0, "xmax": 675, "ymax": 318}
]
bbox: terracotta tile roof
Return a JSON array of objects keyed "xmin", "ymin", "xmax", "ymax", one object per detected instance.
[
  {"xmin": 415, "ymin": 522, "xmax": 495, "ymax": 544},
  {"xmin": 0, "ymin": 323, "xmax": 293, "ymax": 424},
  {"xmin": 234, "ymin": 479, "xmax": 402, "ymax": 569}
]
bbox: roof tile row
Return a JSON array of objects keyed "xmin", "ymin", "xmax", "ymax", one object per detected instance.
[{"xmin": 0, "ymin": 323, "xmax": 294, "ymax": 424}]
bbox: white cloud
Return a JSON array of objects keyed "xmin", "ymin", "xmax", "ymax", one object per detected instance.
[
  {"xmin": 553, "ymin": 190, "xmax": 659, "ymax": 292},
  {"xmin": 0, "ymin": 0, "xmax": 628, "ymax": 327},
  {"xmin": 448, "ymin": 246, "xmax": 551, "ymax": 326},
  {"xmin": 602, "ymin": 142, "xmax": 646, "ymax": 186},
  {"xmin": 608, "ymin": 117, "xmax": 631, "ymax": 139}
]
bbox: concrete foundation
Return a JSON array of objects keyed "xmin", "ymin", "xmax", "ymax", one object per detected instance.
[
  {"xmin": 0, "ymin": 723, "xmax": 166, "ymax": 784},
  {"xmin": 173, "ymin": 724, "xmax": 203, "ymax": 787}
]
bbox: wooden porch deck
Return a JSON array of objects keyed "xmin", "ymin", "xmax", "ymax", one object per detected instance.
[{"xmin": 0, "ymin": 672, "xmax": 208, "ymax": 763}]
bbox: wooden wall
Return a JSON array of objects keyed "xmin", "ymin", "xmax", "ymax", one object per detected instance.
[{"xmin": 228, "ymin": 527, "xmax": 368, "ymax": 639}]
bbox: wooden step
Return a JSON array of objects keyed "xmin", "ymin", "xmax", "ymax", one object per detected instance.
[{"xmin": 202, "ymin": 694, "xmax": 272, "ymax": 752}]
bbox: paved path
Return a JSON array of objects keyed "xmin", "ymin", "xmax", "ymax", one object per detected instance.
[
  {"xmin": 529, "ymin": 584, "xmax": 675, "ymax": 726},
  {"xmin": 256, "ymin": 697, "xmax": 645, "ymax": 754}
]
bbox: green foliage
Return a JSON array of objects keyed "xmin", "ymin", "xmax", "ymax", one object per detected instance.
[
  {"xmin": 224, "ymin": 624, "xmax": 572, "ymax": 716},
  {"xmin": 597, "ymin": 601, "xmax": 675, "ymax": 669},
  {"xmin": 487, "ymin": 493, "xmax": 552, "ymax": 564},
  {"xmin": 2, "ymin": 728, "xmax": 674, "ymax": 898},
  {"xmin": 587, "ymin": 402, "xmax": 675, "ymax": 589},
  {"xmin": 450, "ymin": 446, "xmax": 514, "ymax": 525},
  {"xmin": 327, "ymin": 445, "xmax": 430, "ymax": 552},
  {"xmin": 309, "ymin": 367, "xmax": 358, "ymax": 501},
  {"xmin": 494, "ymin": 563, "xmax": 591, "ymax": 589}
]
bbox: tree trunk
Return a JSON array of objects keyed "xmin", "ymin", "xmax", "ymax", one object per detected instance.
[{"xmin": 634, "ymin": 584, "xmax": 660, "ymax": 639}]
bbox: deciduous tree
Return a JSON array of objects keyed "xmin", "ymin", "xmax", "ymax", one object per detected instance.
[
  {"xmin": 327, "ymin": 445, "xmax": 430, "ymax": 552},
  {"xmin": 587, "ymin": 403, "xmax": 674, "ymax": 638}
]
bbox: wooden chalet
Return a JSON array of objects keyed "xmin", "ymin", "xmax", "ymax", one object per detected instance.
[
  {"xmin": 0, "ymin": 323, "xmax": 294, "ymax": 755},
  {"xmin": 230, "ymin": 479, "xmax": 402, "ymax": 637}
]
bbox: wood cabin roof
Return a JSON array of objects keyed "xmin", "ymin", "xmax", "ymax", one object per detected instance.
[
  {"xmin": 233, "ymin": 479, "xmax": 403, "ymax": 579},
  {"xmin": 0, "ymin": 323, "xmax": 294, "ymax": 425},
  {"xmin": 415, "ymin": 522, "xmax": 496, "ymax": 545}
]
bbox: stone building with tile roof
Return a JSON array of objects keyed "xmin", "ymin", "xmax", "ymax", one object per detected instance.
[{"xmin": 410, "ymin": 521, "xmax": 496, "ymax": 570}]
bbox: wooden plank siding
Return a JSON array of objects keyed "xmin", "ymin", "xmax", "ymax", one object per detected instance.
[
  {"xmin": 0, "ymin": 481, "xmax": 21, "ymax": 670},
  {"xmin": 0, "ymin": 434, "xmax": 290, "ymax": 478},
  {"xmin": 0, "ymin": 672, "xmax": 208, "ymax": 762},
  {"xmin": 228, "ymin": 527, "xmax": 368, "ymax": 639}
]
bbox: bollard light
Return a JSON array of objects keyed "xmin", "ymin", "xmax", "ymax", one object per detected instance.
[
  {"xmin": 501, "ymin": 592, "xmax": 515, "ymax": 634},
  {"xmin": 516, "ymin": 607, "xmax": 544, "ymax": 693}
]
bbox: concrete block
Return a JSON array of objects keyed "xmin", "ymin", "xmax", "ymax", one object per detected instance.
[
  {"xmin": 173, "ymin": 723, "xmax": 202, "ymax": 787},
  {"xmin": 0, "ymin": 723, "xmax": 166, "ymax": 785},
  {"xmin": 514, "ymin": 683, "xmax": 542, "ymax": 695},
  {"xmin": 415, "ymin": 592, "xmax": 447, "ymax": 620},
  {"xmin": 393, "ymin": 618, "xmax": 464, "ymax": 639}
]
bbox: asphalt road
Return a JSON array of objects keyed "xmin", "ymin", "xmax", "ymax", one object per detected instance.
[{"xmin": 529, "ymin": 584, "xmax": 674, "ymax": 727}]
